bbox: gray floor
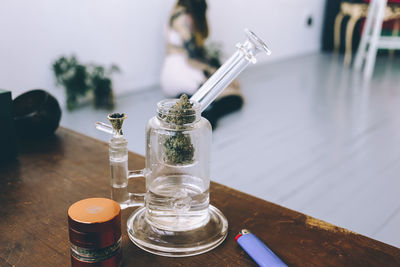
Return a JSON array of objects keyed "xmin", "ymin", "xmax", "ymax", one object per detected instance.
[{"xmin": 61, "ymin": 53, "xmax": 400, "ymax": 248}]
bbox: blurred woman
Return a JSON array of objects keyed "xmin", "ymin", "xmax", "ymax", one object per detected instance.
[{"xmin": 160, "ymin": 0, "xmax": 243, "ymax": 128}]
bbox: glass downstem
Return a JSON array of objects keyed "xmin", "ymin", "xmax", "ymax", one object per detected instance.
[{"xmin": 191, "ymin": 29, "xmax": 271, "ymax": 112}]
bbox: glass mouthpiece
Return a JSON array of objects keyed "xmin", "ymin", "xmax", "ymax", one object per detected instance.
[
  {"xmin": 191, "ymin": 29, "xmax": 271, "ymax": 112},
  {"xmin": 245, "ymin": 29, "xmax": 271, "ymax": 56}
]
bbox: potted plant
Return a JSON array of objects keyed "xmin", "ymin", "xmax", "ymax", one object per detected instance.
[{"xmin": 52, "ymin": 55, "xmax": 119, "ymax": 110}]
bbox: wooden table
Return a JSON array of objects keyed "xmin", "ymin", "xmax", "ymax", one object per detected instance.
[{"xmin": 1, "ymin": 127, "xmax": 399, "ymax": 266}]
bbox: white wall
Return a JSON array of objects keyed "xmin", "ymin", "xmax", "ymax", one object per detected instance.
[
  {"xmin": 208, "ymin": 0, "xmax": 326, "ymax": 62},
  {"xmin": 0, "ymin": 0, "xmax": 325, "ymax": 106}
]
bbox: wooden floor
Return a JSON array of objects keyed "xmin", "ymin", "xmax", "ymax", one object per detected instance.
[{"xmin": 61, "ymin": 53, "xmax": 400, "ymax": 248}]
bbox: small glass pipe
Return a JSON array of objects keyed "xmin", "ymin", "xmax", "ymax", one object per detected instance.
[
  {"xmin": 96, "ymin": 114, "xmax": 144, "ymax": 209},
  {"xmin": 191, "ymin": 29, "xmax": 271, "ymax": 112}
]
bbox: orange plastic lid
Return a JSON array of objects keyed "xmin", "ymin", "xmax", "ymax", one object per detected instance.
[
  {"xmin": 68, "ymin": 198, "xmax": 121, "ymax": 248},
  {"xmin": 68, "ymin": 198, "xmax": 120, "ymax": 224}
]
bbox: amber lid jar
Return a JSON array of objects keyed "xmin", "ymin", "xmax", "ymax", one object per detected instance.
[{"xmin": 68, "ymin": 198, "xmax": 122, "ymax": 267}]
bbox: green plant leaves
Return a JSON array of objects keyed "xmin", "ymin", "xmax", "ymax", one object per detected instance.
[{"xmin": 52, "ymin": 55, "xmax": 119, "ymax": 110}]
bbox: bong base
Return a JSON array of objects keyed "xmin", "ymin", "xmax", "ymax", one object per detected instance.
[{"xmin": 127, "ymin": 205, "xmax": 228, "ymax": 257}]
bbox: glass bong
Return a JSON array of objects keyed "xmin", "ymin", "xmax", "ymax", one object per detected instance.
[{"xmin": 96, "ymin": 29, "xmax": 271, "ymax": 257}]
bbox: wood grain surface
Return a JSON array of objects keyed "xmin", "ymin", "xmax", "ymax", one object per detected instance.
[{"xmin": 0, "ymin": 127, "xmax": 399, "ymax": 266}]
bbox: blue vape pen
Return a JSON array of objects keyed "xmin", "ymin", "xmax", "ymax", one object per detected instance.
[{"xmin": 235, "ymin": 229, "xmax": 288, "ymax": 267}]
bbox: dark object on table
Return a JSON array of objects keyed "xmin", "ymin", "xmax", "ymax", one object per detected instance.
[
  {"xmin": 13, "ymin": 89, "xmax": 62, "ymax": 138},
  {"xmin": 0, "ymin": 90, "xmax": 18, "ymax": 162}
]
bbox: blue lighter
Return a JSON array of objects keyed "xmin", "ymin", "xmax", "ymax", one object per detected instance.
[{"xmin": 235, "ymin": 229, "xmax": 288, "ymax": 267}]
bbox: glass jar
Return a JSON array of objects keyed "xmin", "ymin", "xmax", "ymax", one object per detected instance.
[
  {"xmin": 144, "ymin": 99, "xmax": 211, "ymax": 231},
  {"xmin": 126, "ymin": 98, "xmax": 227, "ymax": 257}
]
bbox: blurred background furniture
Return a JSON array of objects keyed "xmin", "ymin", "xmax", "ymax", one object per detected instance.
[
  {"xmin": 334, "ymin": 0, "xmax": 400, "ymax": 69},
  {"xmin": 354, "ymin": 0, "xmax": 400, "ymax": 78},
  {"xmin": 334, "ymin": 1, "xmax": 369, "ymax": 65}
]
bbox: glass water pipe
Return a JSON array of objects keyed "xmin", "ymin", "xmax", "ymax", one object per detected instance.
[{"xmin": 96, "ymin": 29, "xmax": 271, "ymax": 210}]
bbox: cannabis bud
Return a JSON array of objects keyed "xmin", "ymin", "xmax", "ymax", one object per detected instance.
[
  {"xmin": 165, "ymin": 94, "xmax": 196, "ymax": 125},
  {"xmin": 163, "ymin": 94, "xmax": 195, "ymax": 165}
]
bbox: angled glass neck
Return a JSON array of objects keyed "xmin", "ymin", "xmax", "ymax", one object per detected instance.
[{"xmin": 191, "ymin": 29, "xmax": 271, "ymax": 112}]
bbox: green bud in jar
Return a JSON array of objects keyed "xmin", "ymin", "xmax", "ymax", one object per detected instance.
[{"xmin": 163, "ymin": 94, "xmax": 195, "ymax": 165}]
